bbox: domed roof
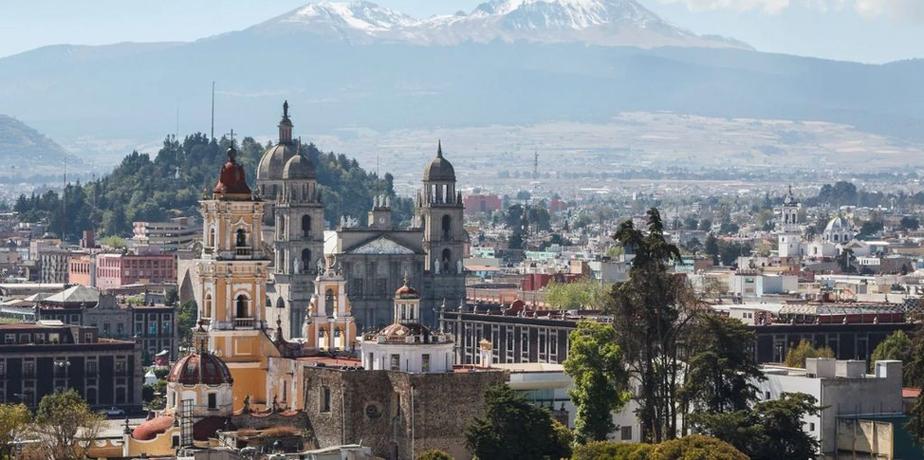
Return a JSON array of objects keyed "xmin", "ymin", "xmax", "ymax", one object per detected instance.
[
  {"xmin": 132, "ymin": 414, "xmax": 174, "ymax": 441},
  {"xmin": 376, "ymin": 322, "xmax": 433, "ymax": 344},
  {"xmin": 167, "ymin": 352, "xmax": 233, "ymax": 385},
  {"xmin": 282, "ymin": 153, "xmax": 315, "ymax": 180},
  {"xmin": 213, "ymin": 147, "xmax": 251, "ymax": 196},
  {"xmin": 257, "ymin": 143, "xmax": 298, "ymax": 181},
  {"xmin": 825, "ymin": 216, "xmax": 851, "ymax": 232},
  {"xmin": 423, "ymin": 141, "xmax": 455, "ymax": 182},
  {"xmin": 395, "ymin": 279, "xmax": 419, "ymax": 299}
]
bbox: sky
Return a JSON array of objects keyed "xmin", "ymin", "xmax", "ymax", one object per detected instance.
[{"xmin": 0, "ymin": 0, "xmax": 922, "ymax": 63}]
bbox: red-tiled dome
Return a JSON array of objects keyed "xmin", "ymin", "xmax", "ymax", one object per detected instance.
[
  {"xmin": 395, "ymin": 283, "xmax": 419, "ymax": 299},
  {"xmin": 132, "ymin": 414, "xmax": 174, "ymax": 441},
  {"xmin": 213, "ymin": 147, "xmax": 252, "ymax": 195},
  {"xmin": 377, "ymin": 322, "xmax": 431, "ymax": 344},
  {"xmin": 167, "ymin": 352, "xmax": 233, "ymax": 385}
]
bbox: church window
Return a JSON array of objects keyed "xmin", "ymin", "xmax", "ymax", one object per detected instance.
[
  {"xmin": 441, "ymin": 248, "xmax": 452, "ymax": 273},
  {"xmin": 320, "ymin": 386, "xmax": 331, "ymax": 413},
  {"xmin": 276, "ymin": 297, "xmax": 285, "ymax": 309},
  {"xmin": 441, "ymin": 215, "xmax": 452, "ymax": 240},
  {"xmin": 235, "ymin": 228, "xmax": 247, "ymax": 247},
  {"xmin": 207, "ymin": 393, "xmax": 217, "ymax": 410},
  {"xmin": 390, "ymin": 354, "xmax": 400, "ymax": 371},
  {"xmin": 422, "ymin": 354, "xmax": 430, "ymax": 373},
  {"xmin": 208, "ymin": 227, "xmax": 216, "ymax": 248},
  {"xmin": 302, "ymin": 215, "xmax": 312, "ymax": 238},
  {"xmin": 235, "ymin": 295, "xmax": 250, "ymax": 318},
  {"xmin": 301, "ymin": 249, "xmax": 312, "ymax": 272},
  {"xmin": 325, "ymin": 289, "xmax": 335, "ymax": 313}
]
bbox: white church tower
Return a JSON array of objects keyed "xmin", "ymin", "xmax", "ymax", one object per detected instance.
[{"xmin": 778, "ymin": 186, "xmax": 803, "ymax": 258}]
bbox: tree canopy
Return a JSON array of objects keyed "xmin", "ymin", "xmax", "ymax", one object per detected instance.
[
  {"xmin": 784, "ymin": 340, "xmax": 835, "ymax": 368},
  {"xmin": 564, "ymin": 320, "xmax": 630, "ymax": 443},
  {"xmin": 464, "ymin": 384, "xmax": 571, "ymax": 460},
  {"xmin": 14, "ymin": 134, "xmax": 410, "ymax": 240}
]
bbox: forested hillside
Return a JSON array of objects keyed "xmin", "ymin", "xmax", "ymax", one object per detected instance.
[{"xmin": 13, "ymin": 133, "xmax": 412, "ymax": 240}]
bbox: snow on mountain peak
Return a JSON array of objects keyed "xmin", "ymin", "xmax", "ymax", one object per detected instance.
[{"xmin": 256, "ymin": 0, "xmax": 748, "ymax": 50}]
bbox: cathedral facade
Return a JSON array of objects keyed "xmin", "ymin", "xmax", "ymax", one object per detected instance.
[{"xmin": 255, "ymin": 103, "xmax": 466, "ymax": 337}]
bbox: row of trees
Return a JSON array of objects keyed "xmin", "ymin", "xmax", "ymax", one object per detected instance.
[{"xmin": 14, "ymin": 133, "xmax": 410, "ymax": 241}]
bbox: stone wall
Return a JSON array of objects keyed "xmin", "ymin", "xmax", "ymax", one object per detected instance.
[{"xmin": 302, "ymin": 366, "xmax": 506, "ymax": 460}]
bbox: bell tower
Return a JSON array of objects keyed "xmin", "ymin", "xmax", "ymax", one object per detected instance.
[
  {"xmin": 268, "ymin": 104, "xmax": 325, "ymax": 338},
  {"xmin": 303, "ymin": 257, "xmax": 356, "ymax": 352},
  {"xmin": 195, "ymin": 145, "xmax": 279, "ymax": 411},
  {"xmin": 778, "ymin": 185, "xmax": 803, "ymax": 258},
  {"xmin": 418, "ymin": 141, "xmax": 466, "ymax": 324}
]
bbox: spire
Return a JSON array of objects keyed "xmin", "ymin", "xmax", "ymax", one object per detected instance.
[
  {"xmin": 278, "ymin": 100, "xmax": 293, "ymax": 144},
  {"xmin": 437, "ymin": 139, "xmax": 443, "ymax": 158}
]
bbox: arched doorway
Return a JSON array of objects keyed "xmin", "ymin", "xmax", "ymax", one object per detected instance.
[{"xmin": 236, "ymin": 295, "xmax": 250, "ymax": 318}]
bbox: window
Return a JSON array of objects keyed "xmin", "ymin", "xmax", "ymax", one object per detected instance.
[
  {"xmin": 235, "ymin": 295, "xmax": 250, "ymax": 318},
  {"xmin": 208, "ymin": 393, "xmax": 217, "ymax": 410},
  {"xmin": 148, "ymin": 322, "xmax": 157, "ymax": 336},
  {"xmin": 235, "ymin": 228, "xmax": 247, "ymax": 247},
  {"xmin": 4, "ymin": 334, "xmax": 13, "ymax": 344},
  {"xmin": 301, "ymin": 249, "xmax": 312, "ymax": 272},
  {"xmin": 325, "ymin": 289, "xmax": 335, "ymax": 313},
  {"xmin": 367, "ymin": 353, "xmax": 374, "ymax": 370},
  {"xmin": 320, "ymin": 386, "xmax": 331, "ymax": 412},
  {"xmin": 422, "ymin": 354, "xmax": 431, "ymax": 373},
  {"xmin": 765, "ymin": 391, "xmax": 771, "ymax": 400},
  {"xmin": 0, "ymin": 361, "xmax": 5, "ymax": 376},
  {"xmin": 441, "ymin": 215, "xmax": 452, "ymax": 240},
  {"xmin": 621, "ymin": 426, "xmax": 633, "ymax": 441},
  {"xmin": 390, "ymin": 354, "xmax": 401, "ymax": 371},
  {"xmin": 302, "ymin": 215, "xmax": 312, "ymax": 238},
  {"xmin": 204, "ymin": 294, "xmax": 213, "ymax": 318},
  {"xmin": 84, "ymin": 332, "xmax": 93, "ymax": 342},
  {"xmin": 809, "ymin": 422, "xmax": 815, "ymax": 432},
  {"xmin": 87, "ymin": 360, "xmax": 98, "ymax": 374},
  {"xmin": 115, "ymin": 359, "xmax": 126, "ymax": 374},
  {"xmin": 23, "ymin": 360, "xmax": 35, "ymax": 378}
]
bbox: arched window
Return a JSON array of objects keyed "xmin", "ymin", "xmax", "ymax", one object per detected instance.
[
  {"xmin": 441, "ymin": 215, "xmax": 451, "ymax": 240},
  {"xmin": 325, "ymin": 289, "xmax": 335, "ymax": 313},
  {"xmin": 204, "ymin": 294, "xmax": 213, "ymax": 318},
  {"xmin": 276, "ymin": 297, "xmax": 285, "ymax": 309},
  {"xmin": 302, "ymin": 215, "xmax": 312, "ymax": 238},
  {"xmin": 236, "ymin": 295, "xmax": 250, "ymax": 318},
  {"xmin": 441, "ymin": 248, "xmax": 452, "ymax": 273},
  {"xmin": 301, "ymin": 249, "xmax": 312, "ymax": 272},
  {"xmin": 265, "ymin": 296, "xmax": 272, "ymax": 308},
  {"xmin": 236, "ymin": 228, "xmax": 247, "ymax": 247},
  {"xmin": 208, "ymin": 227, "xmax": 216, "ymax": 248}
]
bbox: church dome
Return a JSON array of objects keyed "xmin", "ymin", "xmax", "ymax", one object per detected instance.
[
  {"xmin": 825, "ymin": 216, "xmax": 851, "ymax": 233},
  {"xmin": 213, "ymin": 147, "xmax": 251, "ymax": 196},
  {"xmin": 423, "ymin": 142, "xmax": 455, "ymax": 182},
  {"xmin": 167, "ymin": 352, "xmax": 233, "ymax": 386},
  {"xmin": 395, "ymin": 280, "xmax": 419, "ymax": 299},
  {"xmin": 257, "ymin": 143, "xmax": 297, "ymax": 181},
  {"xmin": 132, "ymin": 414, "xmax": 174, "ymax": 441},
  {"xmin": 282, "ymin": 153, "xmax": 315, "ymax": 180},
  {"xmin": 376, "ymin": 322, "xmax": 433, "ymax": 344}
]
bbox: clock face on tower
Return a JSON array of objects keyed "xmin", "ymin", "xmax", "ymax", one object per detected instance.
[{"xmin": 378, "ymin": 217, "xmax": 385, "ymax": 223}]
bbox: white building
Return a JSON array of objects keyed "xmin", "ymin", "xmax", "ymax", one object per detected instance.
[
  {"xmin": 359, "ymin": 280, "xmax": 454, "ymax": 373},
  {"xmin": 757, "ymin": 358, "xmax": 903, "ymax": 457},
  {"xmin": 730, "ymin": 272, "xmax": 798, "ymax": 298},
  {"xmin": 132, "ymin": 217, "xmax": 198, "ymax": 252}
]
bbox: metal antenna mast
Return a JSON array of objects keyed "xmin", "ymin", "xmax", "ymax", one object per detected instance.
[{"xmin": 210, "ymin": 81, "xmax": 215, "ymax": 141}]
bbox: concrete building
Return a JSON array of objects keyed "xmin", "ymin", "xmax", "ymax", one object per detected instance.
[
  {"xmin": 0, "ymin": 321, "xmax": 142, "ymax": 410},
  {"xmin": 68, "ymin": 252, "xmax": 95, "ymax": 286},
  {"xmin": 132, "ymin": 217, "xmax": 198, "ymax": 252},
  {"xmin": 730, "ymin": 272, "xmax": 798, "ymax": 297},
  {"xmin": 96, "ymin": 252, "xmax": 176, "ymax": 290},
  {"xmin": 39, "ymin": 248, "xmax": 70, "ymax": 283},
  {"xmin": 758, "ymin": 358, "xmax": 903, "ymax": 457}
]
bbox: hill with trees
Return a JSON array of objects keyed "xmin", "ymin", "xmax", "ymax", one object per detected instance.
[{"xmin": 13, "ymin": 133, "xmax": 412, "ymax": 240}]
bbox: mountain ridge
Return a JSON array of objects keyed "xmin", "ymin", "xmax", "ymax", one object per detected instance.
[{"xmin": 247, "ymin": 0, "xmax": 750, "ymax": 49}]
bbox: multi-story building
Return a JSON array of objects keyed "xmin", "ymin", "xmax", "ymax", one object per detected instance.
[
  {"xmin": 36, "ymin": 287, "xmax": 178, "ymax": 361},
  {"xmin": 441, "ymin": 306, "xmax": 584, "ymax": 366},
  {"xmin": 132, "ymin": 217, "xmax": 198, "ymax": 252},
  {"xmin": 96, "ymin": 252, "xmax": 176, "ymax": 290},
  {"xmin": 0, "ymin": 321, "xmax": 142, "ymax": 410},
  {"xmin": 39, "ymin": 248, "xmax": 70, "ymax": 283},
  {"xmin": 68, "ymin": 252, "xmax": 95, "ymax": 286},
  {"xmin": 759, "ymin": 358, "xmax": 904, "ymax": 457}
]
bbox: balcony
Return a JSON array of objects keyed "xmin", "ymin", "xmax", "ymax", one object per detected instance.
[
  {"xmin": 235, "ymin": 247, "xmax": 253, "ymax": 257},
  {"xmin": 233, "ymin": 318, "xmax": 255, "ymax": 329}
]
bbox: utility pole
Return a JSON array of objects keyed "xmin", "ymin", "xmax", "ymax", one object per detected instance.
[{"xmin": 210, "ymin": 81, "xmax": 215, "ymax": 141}]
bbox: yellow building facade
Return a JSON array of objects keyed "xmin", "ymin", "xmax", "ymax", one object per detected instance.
[{"xmin": 195, "ymin": 146, "xmax": 280, "ymax": 411}]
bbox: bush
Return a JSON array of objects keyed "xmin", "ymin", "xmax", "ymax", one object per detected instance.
[
  {"xmin": 572, "ymin": 441, "xmax": 653, "ymax": 460},
  {"xmin": 417, "ymin": 449, "xmax": 453, "ymax": 460},
  {"xmin": 651, "ymin": 435, "xmax": 748, "ymax": 460}
]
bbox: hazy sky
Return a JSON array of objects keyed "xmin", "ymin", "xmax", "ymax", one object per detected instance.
[{"xmin": 0, "ymin": 0, "xmax": 921, "ymax": 63}]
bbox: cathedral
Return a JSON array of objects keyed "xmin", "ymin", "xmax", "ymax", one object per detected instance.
[{"xmin": 256, "ymin": 102, "xmax": 466, "ymax": 337}]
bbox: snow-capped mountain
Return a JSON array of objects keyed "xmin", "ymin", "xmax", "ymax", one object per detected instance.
[{"xmin": 249, "ymin": 0, "xmax": 750, "ymax": 49}]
